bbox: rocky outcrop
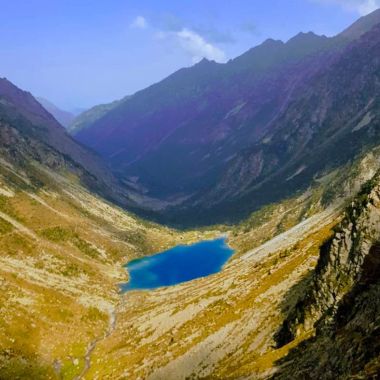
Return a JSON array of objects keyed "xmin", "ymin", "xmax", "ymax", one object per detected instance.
[{"xmin": 272, "ymin": 173, "xmax": 380, "ymax": 379}]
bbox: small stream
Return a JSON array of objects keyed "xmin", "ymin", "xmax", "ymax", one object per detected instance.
[
  {"xmin": 73, "ymin": 308, "xmax": 117, "ymax": 380},
  {"xmin": 71, "ymin": 238, "xmax": 234, "ymax": 379}
]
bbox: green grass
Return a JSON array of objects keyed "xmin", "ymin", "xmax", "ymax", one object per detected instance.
[
  {"xmin": 72, "ymin": 237, "xmax": 99, "ymax": 258},
  {"xmin": 0, "ymin": 351, "xmax": 55, "ymax": 380},
  {"xmin": 60, "ymin": 359, "xmax": 84, "ymax": 380},
  {"xmin": 0, "ymin": 195, "xmax": 23, "ymax": 221},
  {"xmin": 81, "ymin": 307, "xmax": 107, "ymax": 322},
  {"xmin": 61, "ymin": 263, "xmax": 81, "ymax": 277},
  {"xmin": 0, "ymin": 217, "xmax": 13, "ymax": 234},
  {"xmin": 40, "ymin": 226, "xmax": 100, "ymax": 258},
  {"xmin": 40, "ymin": 226, "xmax": 73, "ymax": 242}
]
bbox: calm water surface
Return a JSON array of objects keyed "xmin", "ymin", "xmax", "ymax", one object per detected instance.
[{"xmin": 121, "ymin": 238, "xmax": 234, "ymax": 292}]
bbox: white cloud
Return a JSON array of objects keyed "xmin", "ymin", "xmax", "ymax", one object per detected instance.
[
  {"xmin": 313, "ymin": 0, "xmax": 380, "ymax": 15},
  {"xmin": 141, "ymin": 18, "xmax": 227, "ymax": 64},
  {"xmin": 174, "ymin": 28, "xmax": 226, "ymax": 63},
  {"xmin": 130, "ymin": 16, "xmax": 148, "ymax": 29},
  {"xmin": 356, "ymin": 0, "xmax": 380, "ymax": 14}
]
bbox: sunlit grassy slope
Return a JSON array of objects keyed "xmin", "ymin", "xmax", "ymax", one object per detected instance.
[
  {"xmin": 83, "ymin": 149, "xmax": 380, "ymax": 379},
  {"xmin": 0, "ymin": 157, "xmax": 215, "ymax": 380},
  {"xmin": 1, "ymin": 146, "xmax": 380, "ymax": 379}
]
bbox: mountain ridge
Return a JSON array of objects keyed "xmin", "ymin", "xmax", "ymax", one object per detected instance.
[
  {"xmin": 73, "ymin": 10, "xmax": 380, "ymax": 226},
  {"xmin": 36, "ymin": 97, "xmax": 75, "ymax": 128},
  {"xmin": 0, "ymin": 77, "xmax": 139, "ymax": 213}
]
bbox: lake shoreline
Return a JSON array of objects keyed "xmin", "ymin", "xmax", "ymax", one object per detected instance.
[{"xmin": 120, "ymin": 236, "xmax": 235, "ymax": 292}]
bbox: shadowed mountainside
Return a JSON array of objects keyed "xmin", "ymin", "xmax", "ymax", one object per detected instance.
[
  {"xmin": 73, "ymin": 10, "xmax": 380, "ymax": 227},
  {"xmin": 271, "ymin": 172, "xmax": 380, "ymax": 379},
  {"xmin": 1, "ymin": 70, "xmax": 380, "ymax": 378},
  {"xmin": 0, "ymin": 78, "xmax": 141, "ymax": 212},
  {"xmin": 68, "ymin": 97, "xmax": 130, "ymax": 134}
]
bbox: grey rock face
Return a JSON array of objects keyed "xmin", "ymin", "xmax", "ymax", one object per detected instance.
[{"xmin": 272, "ymin": 173, "xmax": 380, "ymax": 379}]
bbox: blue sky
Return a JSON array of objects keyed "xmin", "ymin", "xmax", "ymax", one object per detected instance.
[{"xmin": 0, "ymin": 0, "xmax": 378, "ymax": 110}]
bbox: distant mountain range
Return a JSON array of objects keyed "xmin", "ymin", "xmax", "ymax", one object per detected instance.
[
  {"xmin": 71, "ymin": 10, "xmax": 380, "ymax": 226},
  {"xmin": 68, "ymin": 97, "xmax": 129, "ymax": 134},
  {"xmin": 36, "ymin": 97, "xmax": 76, "ymax": 127}
]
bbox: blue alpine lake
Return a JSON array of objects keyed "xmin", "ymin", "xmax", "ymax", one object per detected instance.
[{"xmin": 121, "ymin": 237, "xmax": 234, "ymax": 292}]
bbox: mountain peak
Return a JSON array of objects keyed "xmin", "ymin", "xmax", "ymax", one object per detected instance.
[
  {"xmin": 261, "ymin": 38, "xmax": 284, "ymax": 47},
  {"xmin": 194, "ymin": 57, "xmax": 219, "ymax": 67},
  {"xmin": 0, "ymin": 76, "xmax": 22, "ymax": 95},
  {"xmin": 0, "ymin": 77, "xmax": 56, "ymax": 128},
  {"xmin": 340, "ymin": 7, "xmax": 380, "ymax": 40},
  {"xmin": 198, "ymin": 57, "xmax": 211, "ymax": 64},
  {"xmin": 286, "ymin": 31, "xmax": 326, "ymax": 45}
]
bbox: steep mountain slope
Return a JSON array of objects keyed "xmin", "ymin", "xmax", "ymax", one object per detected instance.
[
  {"xmin": 176, "ymin": 20, "xmax": 380, "ymax": 224},
  {"xmin": 271, "ymin": 171, "xmax": 380, "ymax": 379},
  {"xmin": 0, "ymin": 149, "xmax": 209, "ymax": 379},
  {"xmin": 73, "ymin": 10, "xmax": 380, "ymax": 226},
  {"xmin": 36, "ymin": 97, "xmax": 75, "ymax": 128},
  {"xmin": 0, "ymin": 78, "xmax": 137, "ymax": 211},
  {"xmin": 74, "ymin": 33, "xmax": 334, "ymax": 197},
  {"xmin": 2, "ymin": 72, "xmax": 380, "ymax": 379},
  {"xmin": 0, "ymin": 80, "xmax": 215, "ymax": 378},
  {"xmin": 79, "ymin": 148, "xmax": 380, "ymax": 380}
]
